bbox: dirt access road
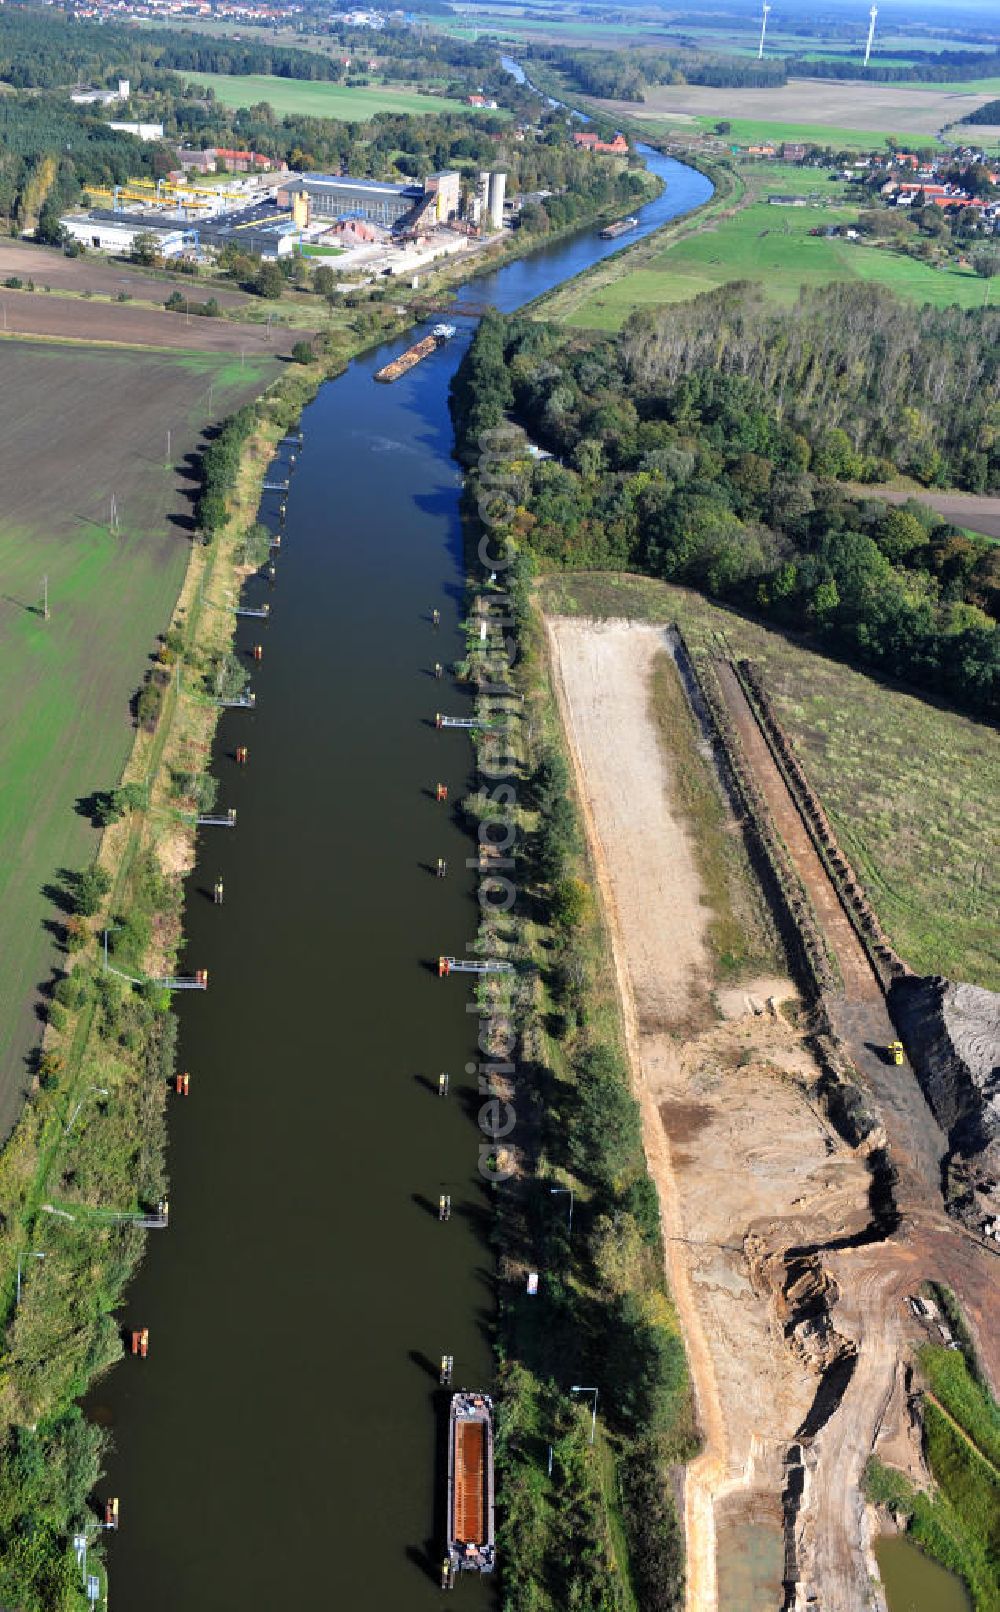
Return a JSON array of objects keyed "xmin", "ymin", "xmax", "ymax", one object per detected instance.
[
  {"xmin": 0, "ymin": 287, "xmax": 310, "ymax": 356},
  {"xmin": 715, "ymin": 659, "xmax": 998, "ymax": 1393},
  {"xmin": 546, "ymin": 618, "xmax": 897, "ymax": 1612}
]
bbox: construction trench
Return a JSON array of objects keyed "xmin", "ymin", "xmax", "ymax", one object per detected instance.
[{"xmin": 544, "ymin": 617, "xmax": 996, "ymax": 1612}]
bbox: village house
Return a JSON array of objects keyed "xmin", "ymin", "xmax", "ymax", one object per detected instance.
[{"xmin": 572, "ymin": 131, "xmax": 628, "ymax": 155}]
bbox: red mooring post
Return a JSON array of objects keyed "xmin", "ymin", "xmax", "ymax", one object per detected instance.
[
  {"xmin": 236, "ymin": 746, "xmax": 248, "ymax": 765},
  {"xmin": 436, "ymin": 783, "xmax": 448, "ymax": 802}
]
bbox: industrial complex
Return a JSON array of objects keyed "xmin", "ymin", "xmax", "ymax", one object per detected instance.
[{"xmin": 60, "ymin": 158, "xmax": 511, "ymax": 276}]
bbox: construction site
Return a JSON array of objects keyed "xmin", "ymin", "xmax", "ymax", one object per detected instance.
[{"xmin": 543, "ymin": 615, "xmax": 997, "ymax": 1612}]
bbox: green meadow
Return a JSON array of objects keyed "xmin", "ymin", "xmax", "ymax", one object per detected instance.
[
  {"xmin": 690, "ymin": 115, "xmax": 949, "ymax": 150},
  {"xmin": 559, "ymin": 198, "xmax": 987, "ymax": 327},
  {"xmin": 0, "ymin": 342, "xmax": 275, "ymax": 1130},
  {"xmin": 183, "ymin": 71, "xmax": 497, "ymax": 120}
]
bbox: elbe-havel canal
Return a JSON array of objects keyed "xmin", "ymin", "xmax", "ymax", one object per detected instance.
[{"xmin": 90, "ymin": 132, "xmax": 712, "ymax": 1607}]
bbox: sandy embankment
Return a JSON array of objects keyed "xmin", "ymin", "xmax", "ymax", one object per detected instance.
[{"xmin": 545, "ymin": 618, "xmax": 879, "ymax": 1611}]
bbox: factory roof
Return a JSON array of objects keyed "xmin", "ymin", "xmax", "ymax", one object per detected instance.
[{"xmin": 288, "ymin": 173, "xmax": 423, "ymax": 198}]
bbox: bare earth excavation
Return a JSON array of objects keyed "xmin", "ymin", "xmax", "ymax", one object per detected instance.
[{"xmin": 545, "ymin": 617, "xmax": 997, "ymax": 1612}]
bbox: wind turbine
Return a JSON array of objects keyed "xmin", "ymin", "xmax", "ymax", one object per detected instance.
[
  {"xmin": 864, "ymin": 3, "xmax": 878, "ymax": 67},
  {"xmin": 758, "ymin": 2, "xmax": 772, "ymax": 60}
]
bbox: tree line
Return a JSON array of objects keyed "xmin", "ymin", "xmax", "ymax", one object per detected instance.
[
  {"xmin": 962, "ymin": 98, "xmax": 1000, "ymax": 124},
  {"xmin": 790, "ymin": 46, "xmax": 1000, "ymax": 84},
  {"xmin": 453, "ymin": 300, "xmax": 999, "ymax": 720},
  {"xmin": 530, "ymin": 43, "xmax": 787, "ymax": 101}
]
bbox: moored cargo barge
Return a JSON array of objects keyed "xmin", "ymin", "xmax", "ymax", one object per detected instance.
[
  {"xmin": 374, "ymin": 323, "xmax": 456, "ymax": 383},
  {"xmin": 599, "ymin": 214, "xmax": 639, "ymax": 240},
  {"xmin": 442, "ymin": 1392, "xmax": 495, "ymax": 1586}
]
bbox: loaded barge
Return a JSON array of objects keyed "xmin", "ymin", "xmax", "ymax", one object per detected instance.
[
  {"xmin": 374, "ymin": 323, "xmax": 456, "ymax": 383},
  {"xmin": 442, "ymin": 1392, "xmax": 495, "ymax": 1588},
  {"xmin": 599, "ymin": 214, "xmax": 639, "ymax": 240}
]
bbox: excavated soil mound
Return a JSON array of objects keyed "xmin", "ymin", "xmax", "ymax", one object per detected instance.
[{"xmin": 890, "ymin": 975, "xmax": 1000, "ymax": 1213}]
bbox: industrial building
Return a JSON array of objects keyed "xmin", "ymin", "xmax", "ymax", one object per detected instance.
[
  {"xmin": 60, "ymin": 198, "xmax": 298, "ymax": 259},
  {"xmin": 71, "ymin": 79, "xmax": 129, "ymax": 106},
  {"xmin": 59, "ymin": 216, "xmax": 192, "ymax": 257},
  {"xmin": 278, "ymin": 175, "xmax": 422, "ymax": 228},
  {"xmin": 276, "ymin": 171, "xmax": 460, "ymax": 232}
]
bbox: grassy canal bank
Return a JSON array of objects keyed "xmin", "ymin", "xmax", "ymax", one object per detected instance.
[
  {"xmin": 0, "ymin": 324, "xmax": 386, "ymax": 1609},
  {"xmin": 453, "ymin": 420, "xmax": 697, "ymax": 1608}
]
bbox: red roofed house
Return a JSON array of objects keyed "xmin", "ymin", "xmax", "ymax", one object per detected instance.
[
  {"xmin": 214, "ymin": 148, "xmax": 276, "ymax": 174},
  {"xmin": 573, "ymin": 130, "xmax": 629, "ymax": 155}
]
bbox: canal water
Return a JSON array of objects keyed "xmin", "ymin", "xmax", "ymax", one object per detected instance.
[{"xmin": 93, "ymin": 148, "xmax": 712, "ymax": 1608}]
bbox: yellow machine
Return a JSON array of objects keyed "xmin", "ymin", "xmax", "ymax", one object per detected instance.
[{"xmin": 888, "ymin": 1040, "xmax": 904, "ymax": 1066}]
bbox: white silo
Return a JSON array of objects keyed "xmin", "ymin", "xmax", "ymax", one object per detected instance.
[{"xmin": 488, "ymin": 171, "xmax": 506, "ymax": 229}]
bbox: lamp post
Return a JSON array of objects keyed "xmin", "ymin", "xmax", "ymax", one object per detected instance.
[
  {"xmin": 570, "ymin": 1385, "xmax": 598, "ymax": 1444},
  {"xmin": 16, "ymin": 1250, "xmax": 45, "ymax": 1307},
  {"xmin": 550, "ymin": 1186, "xmax": 574, "ymax": 1235},
  {"xmin": 64, "ymin": 1086, "xmax": 109, "ymax": 1136}
]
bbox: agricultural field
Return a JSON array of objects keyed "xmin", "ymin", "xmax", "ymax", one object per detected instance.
[
  {"xmin": 577, "ymin": 77, "xmax": 995, "ymax": 142},
  {"xmin": 537, "ymin": 573, "xmax": 999, "ymax": 991},
  {"xmin": 0, "ymin": 340, "xmax": 277, "ymax": 1135},
  {"xmin": 553, "ymin": 166, "xmax": 988, "ymax": 326},
  {"xmin": 0, "ymin": 240, "xmax": 253, "ymax": 312},
  {"xmin": 0, "ymin": 288, "xmax": 314, "ymax": 353},
  {"xmin": 181, "ymin": 71, "xmax": 499, "ymax": 120}
]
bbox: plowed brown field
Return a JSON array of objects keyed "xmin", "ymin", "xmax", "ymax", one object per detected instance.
[{"xmin": 0, "ymin": 288, "xmax": 310, "ymax": 356}]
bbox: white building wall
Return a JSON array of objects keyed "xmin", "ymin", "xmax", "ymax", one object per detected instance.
[
  {"xmin": 60, "ymin": 217, "xmax": 187, "ymax": 257},
  {"xmin": 108, "ymin": 122, "xmax": 165, "ymax": 142}
]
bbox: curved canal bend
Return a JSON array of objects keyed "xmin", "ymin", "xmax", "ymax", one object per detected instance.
[{"xmin": 93, "ymin": 150, "xmax": 713, "ymax": 1608}]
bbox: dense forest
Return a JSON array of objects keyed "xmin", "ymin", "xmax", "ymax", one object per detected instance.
[
  {"xmin": 530, "ymin": 43, "xmax": 787, "ymax": 101},
  {"xmin": 621, "ymin": 284, "xmax": 1000, "ymax": 493},
  {"xmin": 452, "ymin": 294, "xmax": 999, "ymax": 719},
  {"xmin": 0, "ymin": 7, "xmax": 494, "ymax": 91}
]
